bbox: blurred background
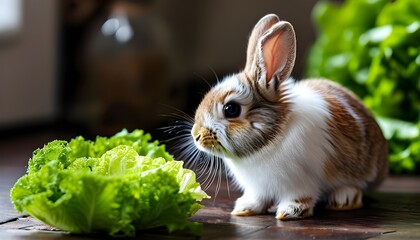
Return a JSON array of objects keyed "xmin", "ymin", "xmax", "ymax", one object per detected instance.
[{"xmin": 0, "ymin": 0, "xmax": 318, "ymax": 138}]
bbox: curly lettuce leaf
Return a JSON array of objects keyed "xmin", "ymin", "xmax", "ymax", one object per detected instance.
[{"xmin": 10, "ymin": 130, "xmax": 209, "ymax": 237}]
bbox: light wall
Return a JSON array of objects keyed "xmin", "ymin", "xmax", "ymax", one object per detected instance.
[{"xmin": 0, "ymin": 0, "xmax": 58, "ymax": 127}]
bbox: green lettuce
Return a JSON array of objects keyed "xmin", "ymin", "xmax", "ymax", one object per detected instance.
[
  {"xmin": 10, "ymin": 129, "xmax": 209, "ymax": 237},
  {"xmin": 306, "ymin": 0, "xmax": 420, "ymax": 174}
]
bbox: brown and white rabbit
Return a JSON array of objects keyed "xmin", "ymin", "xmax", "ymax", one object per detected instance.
[{"xmin": 191, "ymin": 14, "xmax": 388, "ymax": 220}]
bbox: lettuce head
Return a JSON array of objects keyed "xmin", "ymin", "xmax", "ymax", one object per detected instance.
[{"xmin": 10, "ymin": 129, "xmax": 209, "ymax": 237}]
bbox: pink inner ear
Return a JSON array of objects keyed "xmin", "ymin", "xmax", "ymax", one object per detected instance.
[{"xmin": 262, "ymin": 34, "xmax": 285, "ymax": 82}]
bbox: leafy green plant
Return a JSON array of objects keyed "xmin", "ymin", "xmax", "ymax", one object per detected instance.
[
  {"xmin": 307, "ymin": 0, "xmax": 420, "ymax": 174},
  {"xmin": 10, "ymin": 129, "xmax": 209, "ymax": 237}
]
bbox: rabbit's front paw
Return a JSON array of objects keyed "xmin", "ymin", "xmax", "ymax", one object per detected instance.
[
  {"xmin": 276, "ymin": 197, "xmax": 314, "ymax": 220},
  {"xmin": 232, "ymin": 195, "xmax": 268, "ymax": 216}
]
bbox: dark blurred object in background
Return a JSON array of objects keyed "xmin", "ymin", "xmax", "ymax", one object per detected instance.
[
  {"xmin": 62, "ymin": 0, "xmax": 186, "ymax": 135},
  {"xmin": 59, "ymin": 0, "xmax": 108, "ymax": 134}
]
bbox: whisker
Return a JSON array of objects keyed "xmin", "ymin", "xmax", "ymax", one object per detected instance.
[
  {"xmin": 184, "ymin": 148, "xmax": 202, "ymax": 169},
  {"xmin": 156, "ymin": 107, "xmax": 231, "ymax": 202},
  {"xmin": 193, "ymin": 71, "xmax": 212, "ymax": 89},
  {"xmin": 159, "ymin": 121, "xmax": 193, "ymax": 132},
  {"xmin": 199, "ymin": 158, "xmax": 214, "ymax": 189},
  {"xmin": 224, "ymin": 161, "xmax": 231, "ymax": 199},
  {"xmin": 207, "ymin": 65, "xmax": 221, "ymax": 84},
  {"xmin": 157, "ymin": 104, "xmax": 195, "ymax": 122},
  {"xmin": 209, "ymin": 156, "xmax": 220, "ymax": 192},
  {"xmin": 221, "ymin": 152, "xmax": 231, "ymax": 199},
  {"xmin": 209, "ymin": 157, "xmax": 221, "ymax": 192},
  {"xmin": 213, "ymin": 156, "xmax": 222, "ymax": 204}
]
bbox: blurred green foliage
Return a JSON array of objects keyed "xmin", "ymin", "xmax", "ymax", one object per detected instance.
[{"xmin": 306, "ymin": 0, "xmax": 420, "ymax": 174}]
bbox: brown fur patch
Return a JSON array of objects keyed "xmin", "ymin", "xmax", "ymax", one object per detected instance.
[
  {"xmin": 305, "ymin": 80, "xmax": 388, "ymax": 189},
  {"xmin": 294, "ymin": 197, "xmax": 313, "ymax": 205},
  {"xmin": 216, "ymin": 90, "xmax": 234, "ymax": 105},
  {"xmin": 226, "ymin": 119, "xmax": 251, "ymax": 133}
]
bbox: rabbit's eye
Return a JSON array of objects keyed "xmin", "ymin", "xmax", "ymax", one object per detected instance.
[{"xmin": 223, "ymin": 101, "xmax": 241, "ymax": 119}]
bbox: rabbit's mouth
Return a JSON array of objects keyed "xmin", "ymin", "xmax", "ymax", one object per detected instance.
[
  {"xmin": 191, "ymin": 124, "xmax": 231, "ymax": 158},
  {"xmin": 196, "ymin": 141, "xmax": 225, "ymax": 157},
  {"xmin": 193, "ymin": 133, "xmax": 225, "ymax": 156}
]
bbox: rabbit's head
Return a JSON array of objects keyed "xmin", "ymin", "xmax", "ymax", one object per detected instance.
[{"xmin": 192, "ymin": 14, "xmax": 297, "ymax": 158}]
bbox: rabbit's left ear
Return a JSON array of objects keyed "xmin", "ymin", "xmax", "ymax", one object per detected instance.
[
  {"xmin": 244, "ymin": 14, "xmax": 279, "ymax": 75},
  {"xmin": 246, "ymin": 18, "xmax": 296, "ymax": 101}
]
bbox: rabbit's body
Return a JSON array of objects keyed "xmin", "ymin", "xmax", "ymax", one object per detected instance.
[{"xmin": 191, "ymin": 14, "xmax": 388, "ymax": 219}]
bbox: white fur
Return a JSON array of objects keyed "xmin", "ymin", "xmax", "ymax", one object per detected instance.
[
  {"xmin": 214, "ymin": 75, "xmax": 245, "ymax": 95},
  {"xmin": 222, "ymin": 79, "xmax": 334, "ymax": 212}
]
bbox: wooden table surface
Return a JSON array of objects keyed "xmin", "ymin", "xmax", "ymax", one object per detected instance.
[{"xmin": 1, "ymin": 132, "xmax": 420, "ymax": 239}]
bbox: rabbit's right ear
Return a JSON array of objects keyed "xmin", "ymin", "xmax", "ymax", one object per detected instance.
[{"xmin": 244, "ymin": 14, "xmax": 280, "ymax": 74}]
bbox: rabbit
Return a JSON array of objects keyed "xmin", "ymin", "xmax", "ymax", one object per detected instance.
[{"xmin": 191, "ymin": 14, "xmax": 388, "ymax": 220}]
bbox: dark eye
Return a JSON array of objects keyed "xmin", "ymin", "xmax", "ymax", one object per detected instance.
[{"xmin": 223, "ymin": 101, "xmax": 241, "ymax": 118}]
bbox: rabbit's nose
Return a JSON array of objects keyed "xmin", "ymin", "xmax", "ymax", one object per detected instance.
[{"xmin": 195, "ymin": 134, "xmax": 201, "ymax": 142}]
